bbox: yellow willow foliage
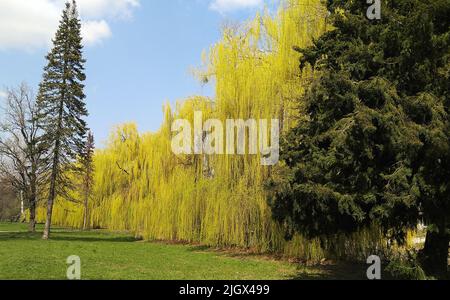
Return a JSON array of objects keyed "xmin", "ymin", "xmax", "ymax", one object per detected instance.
[
  {"xmin": 38, "ymin": 0, "xmax": 387, "ymax": 262},
  {"xmin": 35, "ymin": 169, "xmax": 86, "ymax": 228}
]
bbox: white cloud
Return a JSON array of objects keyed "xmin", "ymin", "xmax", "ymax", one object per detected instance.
[
  {"xmin": 0, "ymin": 0, "xmax": 60, "ymax": 51},
  {"xmin": 76, "ymin": 0, "xmax": 140, "ymax": 19},
  {"xmin": 0, "ymin": 0, "xmax": 140, "ymax": 51},
  {"xmin": 81, "ymin": 20, "xmax": 112, "ymax": 46},
  {"xmin": 0, "ymin": 90, "xmax": 7, "ymax": 99},
  {"xmin": 210, "ymin": 0, "xmax": 263, "ymax": 13}
]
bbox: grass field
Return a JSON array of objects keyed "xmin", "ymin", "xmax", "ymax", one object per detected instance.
[{"xmin": 0, "ymin": 222, "xmax": 368, "ymax": 280}]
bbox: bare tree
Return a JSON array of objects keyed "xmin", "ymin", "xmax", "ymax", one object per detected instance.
[{"xmin": 0, "ymin": 83, "xmax": 47, "ymax": 232}]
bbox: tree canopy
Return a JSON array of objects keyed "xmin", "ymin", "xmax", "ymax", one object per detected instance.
[{"xmin": 269, "ymin": 0, "xmax": 449, "ymax": 276}]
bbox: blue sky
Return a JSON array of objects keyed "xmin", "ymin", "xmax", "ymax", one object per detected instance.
[{"xmin": 0, "ymin": 0, "xmax": 271, "ymax": 146}]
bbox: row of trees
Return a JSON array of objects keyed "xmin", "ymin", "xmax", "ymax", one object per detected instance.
[
  {"xmin": 0, "ymin": 1, "xmax": 92, "ymax": 238},
  {"xmin": 16, "ymin": 0, "xmax": 447, "ymax": 279},
  {"xmin": 43, "ymin": 0, "xmax": 389, "ymax": 264},
  {"xmin": 38, "ymin": 0, "xmax": 340, "ymax": 262}
]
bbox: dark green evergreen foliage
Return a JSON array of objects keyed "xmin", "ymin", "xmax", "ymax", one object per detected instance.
[
  {"xmin": 269, "ymin": 0, "xmax": 449, "ymax": 276},
  {"xmin": 36, "ymin": 0, "xmax": 88, "ymax": 239}
]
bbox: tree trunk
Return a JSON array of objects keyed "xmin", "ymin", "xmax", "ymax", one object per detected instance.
[
  {"xmin": 42, "ymin": 156, "xmax": 58, "ymax": 240},
  {"xmin": 28, "ymin": 196, "xmax": 36, "ymax": 233},
  {"xmin": 82, "ymin": 189, "xmax": 89, "ymax": 230},
  {"xmin": 28, "ymin": 174, "xmax": 37, "ymax": 233},
  {"xmin": 43, "ymin": 93, "xmax": 64, "ymax": 240},
  {"xmin": 42, "ymin": 186, "xmax": 55, "ymax": 240},
  {"xmin": 420, "ymin": 226, "xmax": 449, "ymax": 278},
  {"xmin": 42, "ymin": 142, "xmax": 60, "ymax": 240}
]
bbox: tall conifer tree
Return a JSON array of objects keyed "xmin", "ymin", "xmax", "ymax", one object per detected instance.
[
  {"xmin": 269, "ymin": 0, "xmax": 449, "ymax": 277},
  {"xmin": 37, "ymin": 0, "xmax": 88, "ymax": 240}
]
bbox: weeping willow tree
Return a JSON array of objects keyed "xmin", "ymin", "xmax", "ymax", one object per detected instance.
[{"xmin": 38, "ymin": 0, "xmax": 392, "ymax": 261}]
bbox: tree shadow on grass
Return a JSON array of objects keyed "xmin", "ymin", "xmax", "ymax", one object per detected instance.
[
  {"xmin": 0, "ymin": 231, "xmax": 138, "ymax": 243},
  {"xmin": 187, "ymin": 245, "xmax": 371, "ymax": 280},
  {"xmin": 292, "ymin": 263, "xmax": 368, "ymax": 280},
  {"xmin": 0, "ymin": 232, "xmax": 42, "ymax": 241},
  {"xmin": 49, "ymin": 235, "xmax": 138, "ymax": 243}
]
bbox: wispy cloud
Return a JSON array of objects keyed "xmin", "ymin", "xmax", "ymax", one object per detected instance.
[
  {"xmin": 0, "ymin": 0, "xmax": 140, "ymax": 51},
  {"xmin": 0, "ymin": 90, "xmax": 7, "ymax": 99},
  {"xmin": 209, "ymin": 0, "xmax": 264, "ymax": 13}
]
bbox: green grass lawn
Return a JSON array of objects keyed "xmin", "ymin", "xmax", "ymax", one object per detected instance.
[{"xmin": 0, "ymin": 222, "xmax": 339, "ymax": 280}]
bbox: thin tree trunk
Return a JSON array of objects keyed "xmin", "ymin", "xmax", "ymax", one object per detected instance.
[
  {"xmin": 28, "ymin": 197, "xmax": 36, "ymax": 233},
  {"xmin": 43, "ymin": 89, "xmax": 64, "ymax": 240},
  {"xmin": 28, "ymin": 173, "xmax": 37, "ymax": 233},
  {"xmin": 42, "ymin": 169, "xmax": 57, "ymax": 240},
  {"xmin": 42, "ymin": 140, "xmax": 60, "ymax": 240},
  {"xmin": 42, "ymin": 132, "xmax": 61, "ymax": 239},
  {"xmin": 82, "ymin": 188, "xmax": 89, "ymax": 230}
]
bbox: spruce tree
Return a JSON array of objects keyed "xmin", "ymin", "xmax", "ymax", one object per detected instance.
[
  {"xmin": 269, "ymin": 0, "xmax": 449, "ymax": 277},
  {"xmin": 81, "ymin": 131, "xmax": 94, "ymax": 230},
  {"xmin": 37, "ymin": 0, "xmax": 88, "ymax": 240}
]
